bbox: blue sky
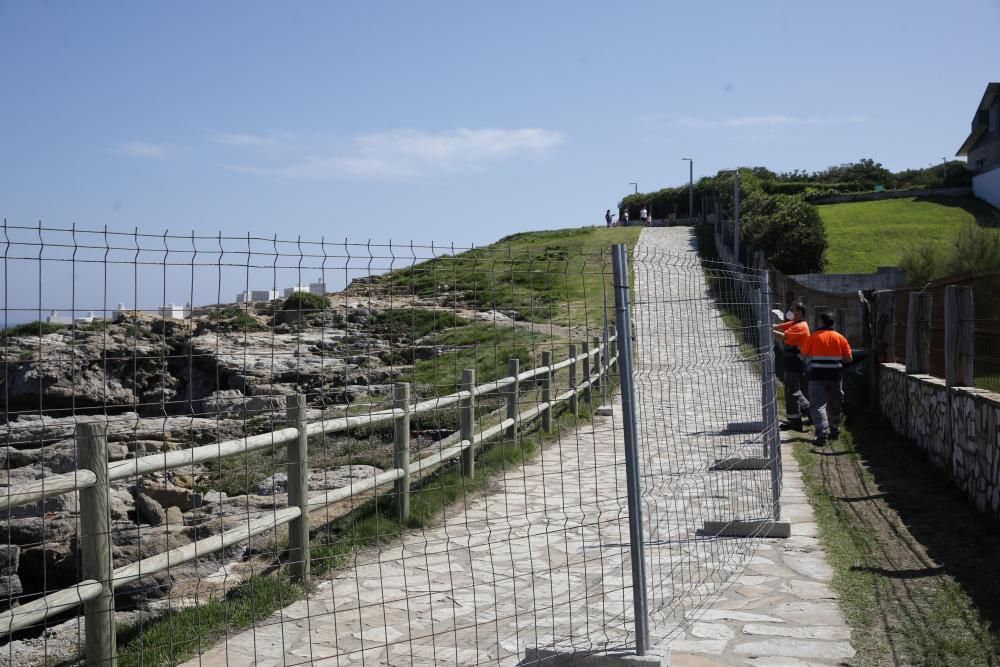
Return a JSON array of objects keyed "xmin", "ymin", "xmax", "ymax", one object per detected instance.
[{"xmin": 1, "ymin": 2, "xmax": 998, "ymax": 317}]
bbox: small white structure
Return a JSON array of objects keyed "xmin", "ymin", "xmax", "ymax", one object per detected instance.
[
  {"xmin": 309, "ymin": 277, "xmax": 327, "ymax": 295},
  {"xmin": 236, "ymin": 289, "xmax": 280, "ymax": 303},
  {"xmin": 74, "ymin": 311, "xmax": 98, "ymax": 325},
  {"xmin": 45, "ymin": 310, "xmax": 74, "ymax": 325},
  {"xmin": 158, "ymin": 303, "xmax": 191, "ymax": 320},
  {"xmin": 114, "ymin": 303, "xmax": 130, "ymax": 320},
  {"xmin": 283, "ymin": 284, "xmax": 309, "ymax": 298}
]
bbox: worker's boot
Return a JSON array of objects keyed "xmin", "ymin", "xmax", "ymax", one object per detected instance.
[{"xmin": 779, "ymin": 417, "xmax": 804, "ymax": 432}]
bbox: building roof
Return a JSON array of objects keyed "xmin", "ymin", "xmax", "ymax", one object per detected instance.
[{"xmin": 957, "ymin": 82, "xmax": 1000, "ymax": 156}]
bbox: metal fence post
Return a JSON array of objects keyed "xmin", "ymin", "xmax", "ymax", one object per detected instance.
[
  {"xmin": 286, "ymin": 394, "xmax": 311, "ymax": 586},
  {"xmin": 582, "ymin": 341, "xmax": 592, "ymax": 404},
  {"xmin": 461, "ymin": 368, "xmax": 476, "ymax": 478},
  {"xmin": 757, "ymin": 272, "xmax": 782, "ymax": 520},
  {"xmin": 611, "ymin": 244, "xmax": 649, "ymax": 655},
  {"xmin": 593, "ymin": 336, "xmax": 603, "ymax": 399},
  {"xmin": 906, "ymin": 291, "xmax": 920, "ymax": 373},
  {"xmin": 568, "ymin": 344, "xmax": 578, "ymax": 418},
  {"xmin": 393, "ymin": 382, "xmax": 411, "ymax": 522},
  {"xmin": 77, "ymin": 422, "xmax": 117, "ymax": 666},
  {"xmin": 541, "ymin": 351, "xmax": 553, "ymax": 433},
  {"xmin": 506, "ymin": 359, "xmax": 520, "ymax": 443}
]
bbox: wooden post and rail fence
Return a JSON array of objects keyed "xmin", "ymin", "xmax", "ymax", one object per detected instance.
[{"xmin": 0, "ymin": 334, "xmax": 619, "ymax": 663}]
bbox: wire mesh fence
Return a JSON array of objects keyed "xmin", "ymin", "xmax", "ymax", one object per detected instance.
[
  {"xmin": 0, "ymin": 223, "xmax": 777, "ymax": 665},
  {"xmin": 627, "ymin": 232, "xmax": 780, "ymax": 641}
]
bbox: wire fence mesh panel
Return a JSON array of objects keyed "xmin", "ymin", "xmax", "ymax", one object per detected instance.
[
  {"xmin": 0, "ymin": 223, "xmax": 660, "ymax": 666},
  {"xmin": 627, "ymin": 227, "xmax": 779, "ymax": 641}
]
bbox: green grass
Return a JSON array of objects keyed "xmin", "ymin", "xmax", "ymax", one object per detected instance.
[
  {"xmin": 375, "ymin": 226, "xmax": 641, "ymax": 324},
  {"xmin": 117, "ymin": 576, "xmax": 305, "ymax": 667},
  {"xmin": 410, "ymin": 323, "xmax": 543, "ymax": 394},
  {"xmin": 817, "ymin": 196, "xmax": 1000, "ymax": 274},
  {"xmin": 791, "ymin": 410, "xmax": 1000, "ymax": 665},
  {"xmin": 1, "ymin": 320, "xmax": 67, "ymax": 337}
]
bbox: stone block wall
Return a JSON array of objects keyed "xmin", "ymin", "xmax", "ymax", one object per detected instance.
[{"xmin": 879, "ymin": 362, "xmax": 1000, "ymax": 517}]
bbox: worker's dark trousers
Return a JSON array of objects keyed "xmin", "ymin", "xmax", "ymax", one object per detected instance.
[
  {"xmin": 808, "ymin": 379, "xmax": 843, "ymax": 438},
  {"xmin": 783, "ymin": 370, "xmax": 810, "ymax": 419}
]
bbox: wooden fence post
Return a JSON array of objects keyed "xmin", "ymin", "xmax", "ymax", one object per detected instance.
[
  {"xmin": 948, "ymin": 286, "xmax": 976, "ymax": 386},
  {"xmin": 568, "ymin": 344, "xmax": 578, "ymax": 418},
  {"xmin": 945, "ymin": 286, "xmax": 959, "ymax": 387},
  {"xmin": 506, "ymin": 358, "xmax": 520, "ymax": 443},
  {"xmin": 285, "ymin": 394, "xmax": 310, "ymax": 586},
  {"xmin": 460, "ymin": 369, "xmax": 476, "ymax": 478},
  {"xmin": 393, "ymin": 382, "xmax": 411, "ymax": 522},
  {"xmin": 920, "ymin": 291, "xmax": 932, "ymax": 373},
  {"xmin": 906, "ymin": 291, "xmax": 920, "ymax": 373},
  {"xmin": 582, "ymin": 341, "xmax": 592, "ymax": 404},
  {"xmin": 541, "ymin": 351, "xmax": 553, "ymax": 433},
  {"xmin": 77, "ymin": 422, "xmax": 117, "ymax": 666},
  {"xmin": 959, "ymin": 287, "xmax": 975, "ymax": 386}
]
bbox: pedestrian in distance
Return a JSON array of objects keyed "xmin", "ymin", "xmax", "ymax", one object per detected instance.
[
  {"xmin": 639, "ymin": 207, "xmax": 648, "ymax": 225},
  {"xmin": 623, "ymin": 209, "xmax": 630, "ymax": 226},
  {"xmin": 799, "ymin": 311, "xmax": 852, "ymax": 447},
  {"xmin": 772, "ymin": 302, "xmax": 810, "ymax": 432},
  {"xmin": 605, "ymin": 209, "xmax": 615, "ymax": 227}
]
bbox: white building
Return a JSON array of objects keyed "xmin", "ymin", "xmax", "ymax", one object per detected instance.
[
  {"xmin": 283, "ymin": 284, "xmax": 309, "ymax": 298},
  {"xmin": 309, "ymin": 277, "xmax": 327, "ymax": 295},
  {"xmin": 236, "ymin": 289, "xmax": 280, "ymax": 303},
  {"xmin": 158, "ymin": 303, "xmax": 191, "ymax": 320},
  {"xmin": 957, "ymin": 82, "xmax": 1000, "ymax": 208},
  {"xmin": 45, "ymin": 310, "xmax": 74, "ymax": 325}
]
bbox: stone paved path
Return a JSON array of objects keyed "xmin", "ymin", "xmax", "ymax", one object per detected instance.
[{"xmin": 183, "ymin": 226, "xmax": 853, "ymax": 666}]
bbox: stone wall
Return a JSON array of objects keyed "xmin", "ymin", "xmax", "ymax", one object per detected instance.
[{"xmin": 878, "ymin": 362, "xmax": 1000, "ymax": 517}]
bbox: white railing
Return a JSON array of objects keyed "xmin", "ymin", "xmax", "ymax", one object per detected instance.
[{"xmin": 0, "ymin": 335, "xmax": 618, "ymax": 664}]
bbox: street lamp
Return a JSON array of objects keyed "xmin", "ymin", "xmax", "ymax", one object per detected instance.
[
  {"xmin": 682, "ymin": 157, "xmax": 694, "ymax": 222},
  {"xmin": 941, "ymin": 157, "xmax": 948, "ymax": 180},
  {"xmin": 629, "ymin": 182, "xmax": 638, "ymax": 194}
]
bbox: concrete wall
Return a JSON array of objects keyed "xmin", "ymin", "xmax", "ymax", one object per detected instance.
[
  {"xmin": 973, "ymin": 167, "xmax": 1000, "ymax": 209},
  {"xmin": 879, "ymin": 362, "xmax": 1000, "ymax": 516},
  {"xmin": 790, "ymin": 267, "xmax": 905, "ymax": 293}
]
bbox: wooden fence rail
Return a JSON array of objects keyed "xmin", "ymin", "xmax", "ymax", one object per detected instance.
[{"xmin": 0, "ymin": 335, "xmax": 619, "ymax": 660}]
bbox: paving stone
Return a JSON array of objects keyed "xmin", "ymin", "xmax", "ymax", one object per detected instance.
[
  {"xmin": 742, "ymin": 623, "xmax": 851, "ymax": 641},
  {"xmin": 733, "ymin": 638, "xmax": 856, "ymax": 660}
]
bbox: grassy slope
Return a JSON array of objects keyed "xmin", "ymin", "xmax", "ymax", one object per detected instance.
[
  {"xmin": 818, "ymin": 196, "xmax": 1000, "ymax": 274},
  {"xmin": 376, "ymin": 226, "xmax": 641, "ymax": 324}
]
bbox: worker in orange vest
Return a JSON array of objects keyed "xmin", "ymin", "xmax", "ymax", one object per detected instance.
[
  {"xmin": 799, "ymin": 311, "xmax": 853, "ymax": 446},
  {"xmin": 772, "ymin": 302, "xmax": 810, "ymax": 431}
]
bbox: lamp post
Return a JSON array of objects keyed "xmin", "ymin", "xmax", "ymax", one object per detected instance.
[
  {"xmin": 629, "ymin": 182, "xmax": 638, "ymax": 194},
  {"xmin": 682, "ymin": 157, "xmax": 693, "ymax": 222},
  {"xmin": 941, "ymin": 157, "xmax": 948, "ymax": 180}
]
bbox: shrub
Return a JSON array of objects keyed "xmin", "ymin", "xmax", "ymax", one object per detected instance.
[
  {"xmin": 899, "ymin": 223, "xmax": 1000, "ymax": 283},
  {"xmin": 741, "ymin": 193, "xmax": 827, "ymax": 274},
  {"xmin": 280, "ymin": 291, "xmax": 328, "ymax": 313},
  {"xmin": 899, "ymin": 243, "xmax": 948, "ymax": 285},
  {"xmin": 2, "ymin": 321, "xmax": 67, "ymax": 337}
]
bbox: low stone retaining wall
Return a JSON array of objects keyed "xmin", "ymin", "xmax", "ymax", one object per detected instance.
[
  {"xmin": 810, "ymin": 186, "xmax": 972, "ymax": 205},
  {"xmin": 879, "ymin": 362, "xmax": 1000, "ymax": 515}
]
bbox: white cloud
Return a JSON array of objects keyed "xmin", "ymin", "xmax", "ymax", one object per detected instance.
[
  {"xmin": 209, "ymin": 132, "xmax": 280, "ymax": 147},
  {"xmin": 227, "ymin": 128, "xmax": 564, "ymax": 181},
  {"xmin": 115, "ymin": 141, "xmax": 173, "ymax": 158},
  {"xmin": 673, "ymin": 115, "xmax": 868, "ymax": 129}
]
